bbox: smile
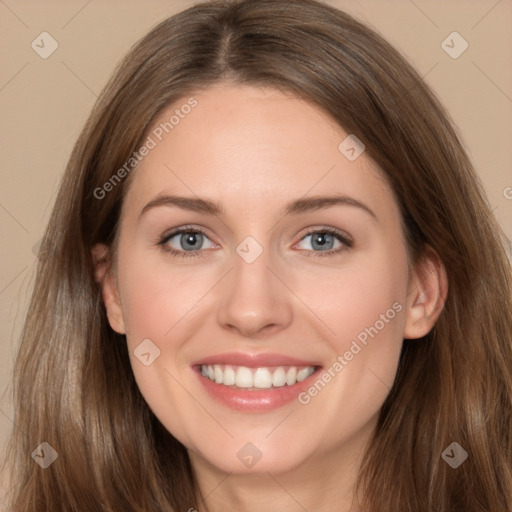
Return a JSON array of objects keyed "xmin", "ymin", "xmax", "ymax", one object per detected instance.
[
  {"xmin": 193, "ymin": 353, "xmax": 322, "ymax": 412},
  {"xmin": 200, "ymin": 364, "xmax": 316, "ymax": 389}
]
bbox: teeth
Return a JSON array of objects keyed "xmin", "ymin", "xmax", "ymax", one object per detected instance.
[
  {"xmin": 223, "ymin": 365, "xmax": 236, "ymax": 386},
  {"xmin": 253, "ymin": 368, "xmax": 272, "ymax": 389},
  {"xmin": 236, "ymin": 366, "xmax": 253, "ymax": 388},
  {"xmin": 214, "ymin": 365, "xmax": 223, "ymax": 384},
  {"xmin": 286, "ymin": 367, "xmax": 297, "ymax": 386},
  {"xmin": 200, "ymin": 364, "xmax": 316, "ymax": 388},
  {"xmin": 296, "ymin": 367, "xmax": 313, "ymax": 382},
  {"xmin": 272, "ymin": 367, "xmax": 287, "ymax": 387}
]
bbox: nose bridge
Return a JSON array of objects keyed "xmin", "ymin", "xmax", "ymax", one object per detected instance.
[
  {"xmin": 216, "ymin": 238, "xmax": 293, "ymax": 336},
  {"xmin": 233, "ymin": 245, "xmax": 273, "ymax": 296}
]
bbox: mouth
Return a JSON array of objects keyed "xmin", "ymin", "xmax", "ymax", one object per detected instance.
[
  {"xmin": 198, "ymin": 364, "xmax": 317, "ymax": 389},
  {"xmin": 192, "ymin": 353, "xmax": 322, "ymax": 412}
]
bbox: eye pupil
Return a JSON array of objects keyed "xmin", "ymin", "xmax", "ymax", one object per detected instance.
[
  {"xmin": 181, "ymin": 232, "xmax": 203, "ymax": 250},
  {"xmin": 312, "ymin": 233, "xmax": 334, "ymax": 251}
]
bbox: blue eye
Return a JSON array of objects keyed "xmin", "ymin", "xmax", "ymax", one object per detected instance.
[
  {"xmin": 298, "ymin": 232, "xmax": 339, "ymax": 251},
  {"xmin": 158, "ymin": 226, "xmax": 352, "ymax": 260},
  {"xmin": 172, "ymin": 231, "xmax": 211, "ymax": 251},
  {"xmin": 295, "ymin": 228, "xmax": 352, "ymax": 257},
  {"xmin": 159, "ymin": 228, "xmax": 215, "ymax": 258}
]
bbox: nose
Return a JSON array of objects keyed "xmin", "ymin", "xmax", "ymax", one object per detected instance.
[{"xmin": 216, "ymin": 247, "xmax": 293, "ymax": 338}]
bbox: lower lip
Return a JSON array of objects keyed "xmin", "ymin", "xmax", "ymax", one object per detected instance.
[{"xmin": 194, "ymin": 366, "xmax": 322, "ymax": 412}]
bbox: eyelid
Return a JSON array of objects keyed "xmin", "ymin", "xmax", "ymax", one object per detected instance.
[
  {"xmin": 296, "ymin": 226, "xmax": 353, "ymax": 245},
  {"xmin": 157, "ymin": 225, "xmax": 353, "ymax": 259},
  {"xmin": 292, "ymin": 226, "xmax": 353, "ymax": 257},
  {"xmin": 156, "ymin": 225, "xmax": 217, "ymax": 259},
  {"xmin": 159, "ymin": 225, "xmax": 215, "ymax": 243}
]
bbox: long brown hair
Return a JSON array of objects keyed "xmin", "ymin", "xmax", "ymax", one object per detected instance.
[{"xmin": 4, "ymin": 0, "xmax": 512, "ymax": 510}]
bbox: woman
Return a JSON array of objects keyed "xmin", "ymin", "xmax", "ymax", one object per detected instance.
[{"xmin": 4, "ymin": 0, "xmax": 512, "ymax": 510}]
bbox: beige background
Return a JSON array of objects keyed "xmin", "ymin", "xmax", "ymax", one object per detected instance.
[{"xmin": 1, "ymin": 0, "xmax": 511, "ymax": 474}]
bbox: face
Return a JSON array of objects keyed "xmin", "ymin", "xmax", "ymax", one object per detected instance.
[{"xmin": 97, "ymin": 83, "xmax": 443, "ymax": 477}]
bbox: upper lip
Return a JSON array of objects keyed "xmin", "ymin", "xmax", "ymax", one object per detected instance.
[{"xmin": 193, "ymin": 352, "xmax": 322, "ymax": 368}]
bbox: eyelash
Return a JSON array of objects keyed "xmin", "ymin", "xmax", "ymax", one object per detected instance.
[
  {"xmin": 157, "ymin": 226, "xmax": 353, "ymax": 260},
  {"xmin": 157, "ymin": 226, "xmax": 207, "ymax": 260}
]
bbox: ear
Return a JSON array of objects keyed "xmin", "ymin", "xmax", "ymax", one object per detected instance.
[
  {"xmin": 91, "ymin": 243, "xmax": 126, "ymax": 335},
  {"xmin": 403, "ymin": 245, "xmax": 448, "ymax": 340}
]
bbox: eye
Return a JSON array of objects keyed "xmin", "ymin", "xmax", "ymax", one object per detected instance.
[
  {"xmin": 295, "ymin": 228, "xmax": 352, "ymax": 257},
  {"xmin": 157, "ymin": 226, "xmax": 352, "ymax": 260},
  {"xmin": 158, "ymin": 227, "xmax": 216, "ymax": 258}
]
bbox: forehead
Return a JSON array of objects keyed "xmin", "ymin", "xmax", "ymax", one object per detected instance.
[{"xmin": 122, "ymin": 83, "xmax": 394, "ymax": 218}]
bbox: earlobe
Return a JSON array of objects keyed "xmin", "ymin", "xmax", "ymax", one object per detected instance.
[
  {"xmin": 91, "ymin": 243, "xmax": 126, "ymax": 335},
  {"xmin": 403, "ymin": 246, "xmax": 448, "ymax": 340}
]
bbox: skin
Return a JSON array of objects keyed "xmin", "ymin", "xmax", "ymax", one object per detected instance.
[{"xmin": 93, "ymin": 83, "xmax": 447, "ymax": 512}]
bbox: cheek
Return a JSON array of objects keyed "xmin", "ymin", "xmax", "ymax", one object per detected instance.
[
  {"xmin": 115, "ymin": 259, "xmax": 201, "ymax": 445},
  {"xmin": 116, "ymin": 248, "xmax": 214, "ymax": 343},
  {"xmin": 114, "ymin": 251, "xmax": 224, "ymax": 444},
  {"xmin": 295, "ymin": 248, "xmax": 408, "ymax": 350},
  {"xmin": 292, "ymin": 246, "xmax": 408, "ymax": 419}
]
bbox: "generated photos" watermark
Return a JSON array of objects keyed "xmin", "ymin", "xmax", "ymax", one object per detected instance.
[{"xmin": 94, "ymin": 97, "xmax": 198, "ymax": 200}]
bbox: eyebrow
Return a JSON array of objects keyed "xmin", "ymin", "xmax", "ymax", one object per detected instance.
[{"xmin": 139, "ymin": 193, "xmax": 377, "ymax": 220}]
